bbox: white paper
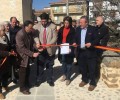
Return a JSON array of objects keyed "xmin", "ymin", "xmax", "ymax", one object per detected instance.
[{"xmin": 60, "ymin": 43, "xmax": 70, "ymax": 54}]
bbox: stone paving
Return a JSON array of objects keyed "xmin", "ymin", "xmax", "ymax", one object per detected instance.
[{"xmin": 3, "ymin": 58, "xmax": 120, "ymax": 100}]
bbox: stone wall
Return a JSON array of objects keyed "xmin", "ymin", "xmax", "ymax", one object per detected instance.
[
  {"xmin": 0, "ymin": 0, "xmax": 32, "ymax": 24},
  {"xmin": 0, "ymin": 0, "xmax": 23, "ymax": 23},
  {"xmin": 100, "ymin": 51, "xmax": 120, "ymax": 88}
]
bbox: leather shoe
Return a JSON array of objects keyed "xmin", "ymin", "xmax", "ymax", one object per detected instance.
[
  {"xmin": 47, "ymin": 81, "xmax": 55, "ymax": 87},
  {"xmin": 88, "ymin": 85, "xmax": 96, "ymax": 91},
  {"xmin": 66, "ymin": 80, "xmax": 71, "ymax": 86},
  {"xmin": 3, "ymin": 86, "xmax": 10, "ymax": 92},
  {"xmin": 0, "ymin": 93, "xmax": 5, "ymax": 99},
  {"xmin": 79, "ymin": 81, "xmax": 87, "ymax": 87},
  {"xmin": 60, "ymin": 75, "xmax": 66, "ymax": 82},
  {"xmin": 35, "ymin": 82, "xmax": 42, "ymax": 87},
  {"xmin": 13, "ymin": 79, "xmax": 19, "ymax": 84},
  {"xmin": 20, "ymin": 90, "xmax": 31, "ymax": 95}
]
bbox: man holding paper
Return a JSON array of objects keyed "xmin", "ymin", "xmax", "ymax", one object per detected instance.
[{"xmin": 57, "ymin": 16, "xmax": 75, "ymax": 85}]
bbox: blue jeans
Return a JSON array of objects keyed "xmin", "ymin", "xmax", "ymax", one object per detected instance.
[{"xmin": 61, "ymin": 55, "xmax": 72, "ymax": 80}]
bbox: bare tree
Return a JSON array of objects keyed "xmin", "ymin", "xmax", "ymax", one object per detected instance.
[{"xmin": 72, "ymin": 0, "xmax": 120, "ymax": 47}]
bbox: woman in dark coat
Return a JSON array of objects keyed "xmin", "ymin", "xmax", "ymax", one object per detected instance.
[
  {"xmin": 57, "ymin": 16, "xmax": 76, "ymax": 85},
  {"xmin": 0, "ymin": 24, "xmax": 16, "ymax": 99}
]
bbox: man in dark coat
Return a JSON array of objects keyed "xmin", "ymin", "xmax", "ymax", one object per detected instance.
[
  {"xmin": 95, "ymin": 16, "xmax": 110, "ymax": 78},
  {"xmin": 9, "ymin": 17, "xmax": 21, "ymax": 49},
  {"xmin": 16, "ymin": 20, "xmax": 39, "ymax": 95},
  {"xmin": 95, "ymin": 16, "xmax": 110, "ymax": 56},
  {"xmin": 73, "ymin": 16, "xmax": 100, "ymax": 91},
  {"xmin": 9, "ymin": 17, "xmax": 21, "ymax": 84}
]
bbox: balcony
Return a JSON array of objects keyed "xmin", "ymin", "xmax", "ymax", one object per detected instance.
[
  {"xmin": 53, "ymin": 8, "xmax": 82, "ymax": 15},
  {"xmin": 53, "ymin": 10, "xmax": 66, "ymax": 14},
  {"xmin": 69, "ymin": 8, "xmax": 82, "ymax": 14},
  {"xmin": 53, "ymin": 20, "xmax": 61, "ymax": 24}
]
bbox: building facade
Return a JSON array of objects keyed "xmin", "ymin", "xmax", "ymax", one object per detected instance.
[
  {"xmin": 34, "ymin": 7, "xmax": 51, "ymax": 21},
  {"xmin": 50, "ymin": 0, "xmax": 87, "ymax": 24},
  {"xmin": 0, "ymin": 0, "xmax": 33, "ymax": 24}
]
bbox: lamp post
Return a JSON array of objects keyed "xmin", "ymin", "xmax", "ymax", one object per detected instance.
[
  {"xmin": 66, "ymin": 0, "xmax": 69, "ymax": 16},
  {"xmin": 118, "ymin": 3, "xmax": 120, "ymax": 12},
  {"xmin": 86, "ymin": 0, "xmax": 90, "ymax": 22}
]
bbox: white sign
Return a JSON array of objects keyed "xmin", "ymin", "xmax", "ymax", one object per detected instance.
[{"xmin": 60, "ymin": 43, "xmax": 70, "ymax": 54}]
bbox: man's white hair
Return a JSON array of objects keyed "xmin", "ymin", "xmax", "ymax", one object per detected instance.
[{"xmin": 97, "ymin": 16, "xmax": 105, "ymax": 22}]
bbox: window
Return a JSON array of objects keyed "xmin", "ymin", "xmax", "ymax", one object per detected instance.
[
  {"xmin": 55, "ymin": 16, "xmax": 58, "ymax": 20},
  {"xmin": 55, "ymin": 7, "xmax": 58, "ymax": 11},
  {"xmin": 63, "ymin": 6, "xmax": 66, "ymax": 13}
]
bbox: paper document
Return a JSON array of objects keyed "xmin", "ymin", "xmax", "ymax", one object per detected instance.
[{"xmin": 60, "ymin": 43, "xmax": 70, "ymax": 54}]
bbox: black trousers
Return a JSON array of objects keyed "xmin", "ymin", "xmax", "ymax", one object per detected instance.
[
  {"xmin": 19, "ymin": 58, "xmax": 38, "ymax": 90},
  {"xmin": 78, "ymin": 50, "xmax": 97, "ymax": 86},
  {"xmin": 96, "ymin": 49, "xmax": 104, "ymax": 78},
  {"xmin": 10, "ymin": 56, "xmax": 19, "ymax": 80},
  {"xmin": 29, "ymin": 58, "xmax": 37, "ymax": 87},
  {"xmin": 0, "ymin": 77, "xmax": 2, "ymax": 93},
  {"xmin": 19, "ymin": 66, "xmax": 30, "ymax": 91},
  {"xmin": 37, "ymin": 50, "xmax": 55, "ymax": 83},
  {"xmin": 0, "ymin": 73, "xmax": 9, "ymax": 93},
  {"xmin": 0, "ymin": 60, "xmax": 11, "ymax": 93}
]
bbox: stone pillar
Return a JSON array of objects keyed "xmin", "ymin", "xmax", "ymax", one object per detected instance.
[
  {"xmin": 22, "ymin": 0, "xmax": 33, "ymax": 22},
  {"xmin": 0, "ymin": 0, "xmax": 22, "ymax": 23},
  {"xmin": 101, "ymin": 51, "xmax": 120, "ymax": 88}
]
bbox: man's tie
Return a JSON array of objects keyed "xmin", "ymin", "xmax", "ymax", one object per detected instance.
[{"xmin": 43, "ymin": 28, "xmax": 47, "ymax": 44}]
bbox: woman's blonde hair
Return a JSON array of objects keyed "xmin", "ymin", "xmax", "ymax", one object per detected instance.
[
  {"xmin": 0, "ymin": 24, "xmax": 5, "ymax": 30},
  {"xmin": 2, "ymin": 21, "xmax": 10, "ymax": 26}
]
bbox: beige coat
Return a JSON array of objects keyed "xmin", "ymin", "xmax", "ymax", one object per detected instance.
[{"xmin": 33, "ymin": 22, "xmax": 57, "ymax": 56}]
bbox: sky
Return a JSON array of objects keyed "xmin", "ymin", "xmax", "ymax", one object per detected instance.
[{"xmin": 32, "ymin": 0, "xmax": 59, "ymax": 10}]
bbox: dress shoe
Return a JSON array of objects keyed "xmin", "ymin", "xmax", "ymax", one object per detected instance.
[
  {"xmin": 79, "ymin": 81, "xmax": 87, "ymax": 87},
  {"xmin": 35, "ymin": 82, "xmax": 42, "ymax": 87},
  {"xmin": 48, "ymin": 81, "xmax": 55, "ymax": 87},
  {"xmin": 88, "ymin": 85, "xmax": 96, "ymax": 91},
  {"xmin": 74, "ymin": 62, "xmax": 78, "ymax": 66},
  {"xmin": 20, "ymin": 90, "xmax": 31, "ymax": 95},
  {"xmin": 60, "ymin": 75, "xmax": 66, "ymax": 82},
  {"xmin": 66, "ymin": 80, "xmax": 71, "ymax": 86},
  {"xmin": 0, "ymin": 93, "xmax": 5, "ymax": 99},
  {"xmin": 3, "ymin": 86, "xmax": 10, "ymax": 92},
  {"xmin": 13, "ymin": 79, "xmax": 19, "ymax": 84}
]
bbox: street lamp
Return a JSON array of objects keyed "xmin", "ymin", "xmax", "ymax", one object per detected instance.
[
  {"xmin": 86, "ymin": 0, "xmax": 90, "ymax": 22},
  {"xmin": 66, "ymin": 0, "xmax": 69, "ymax": 16}
]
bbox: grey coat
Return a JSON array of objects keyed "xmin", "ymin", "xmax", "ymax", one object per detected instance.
[{"xmin": 16, "ymin": 29, "xmax": 34, "ymax": 67}]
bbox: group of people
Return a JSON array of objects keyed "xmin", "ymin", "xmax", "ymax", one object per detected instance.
[
  {"xmin": 0, "ymin": 17, "xmax": 21, "ymax": 99},
  {"xmin": 0, "ymin": 12, "xmax": 109, "ymax": 99}
]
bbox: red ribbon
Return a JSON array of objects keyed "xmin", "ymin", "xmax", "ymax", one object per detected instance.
[
  {"xmin": 1, "ymin": 45, "xmax": 119, "ymax": 66},
  {"xmin": 0, "ymin": 57, "xmax": 7, "ymax": 68},
  {"xmin": 95, "ymin": 46, "xmax": 120, "ymax": 52},
  {"xmin": 40, "ymin": 44, "xmax": 120, "ymax": 52}
]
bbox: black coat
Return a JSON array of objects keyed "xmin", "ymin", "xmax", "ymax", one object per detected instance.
[
  {"xmin": 0, "ymin": 35, "xmax": 11, "ymax": 73},
  {"xmin": 9, "ymin": 25, "xmax": 21, "ymax": 49},
  {"xmin": 57, "ymin": 26, "xmax": 76, "ymax": 64},
  {"xmin": 95, "ymin": 23, "xmax": 110, "ymax": 46},
  {"xmin": 74, "ymin": 25, "xmax": 99, "ymax": 58},
  {"xmin": 0, "ymin": 35, "xmax": 10, "ymax": 59}
]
